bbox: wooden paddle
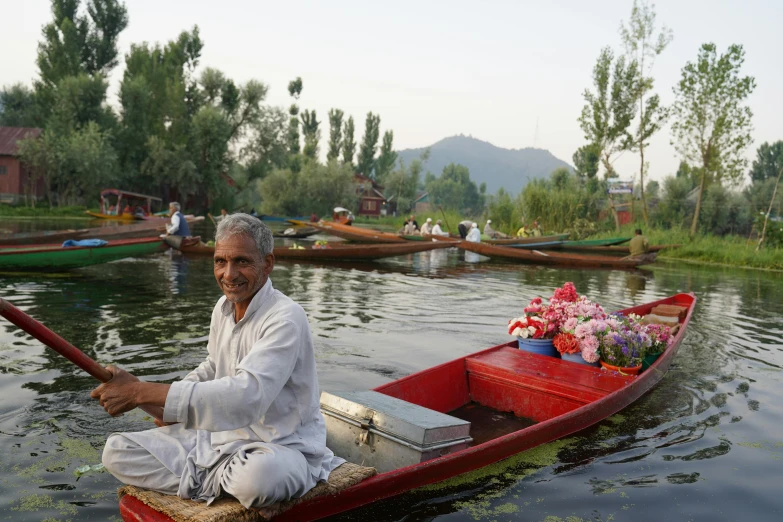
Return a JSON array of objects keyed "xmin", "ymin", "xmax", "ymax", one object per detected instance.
[
  {"xmin": 438, "ymin": 205, "xmax": 453, "ymax": 234},
  {"xmin": 207, "ymin": 213, "xmax": 217, "ymax": 227},
  {"xmin": 0, "ymin": 298, "xmax": 162, "ymax": 420}
]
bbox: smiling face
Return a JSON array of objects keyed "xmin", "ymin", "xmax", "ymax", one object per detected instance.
[{"xmin": 213, "ymin": 234, "xmax": 274, "ymax": 314}]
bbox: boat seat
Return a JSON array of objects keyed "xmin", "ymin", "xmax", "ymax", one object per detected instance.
[
  {"xmin": 465, "ymin": 344, "xmax": 634, "ymax": 422},
  {"xmin": 118, "ymin": 461, "xmax": 376, "ymax": 522}
]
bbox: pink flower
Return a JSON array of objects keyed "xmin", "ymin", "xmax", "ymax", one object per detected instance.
[
  {"xmin": 563, "ymin": 317, "xmax": 578, "ymax": 332},
  {"xmin": 574, "ymin": 323, "xmax": 591, "ymax": 339},
  {"xmin": 580, "ymin": 334, "xmax": 599, "ymax": 353}
]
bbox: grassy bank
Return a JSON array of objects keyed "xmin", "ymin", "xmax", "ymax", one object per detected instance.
[
  {"xmin": 589, "ymin": 224, "xmax": 783, "ymax": 271},
  {"xmin": 354, "ymin": 209, "xmax": 470, "ymax": 233},
  {"xmin": 0, "ymin": 205, "xmax": 94, "ymax": 218}
]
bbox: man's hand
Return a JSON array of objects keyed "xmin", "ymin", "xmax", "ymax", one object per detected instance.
[{"xmin": 90, "ymin": 365, "xmax": 141, "ymax": 417}]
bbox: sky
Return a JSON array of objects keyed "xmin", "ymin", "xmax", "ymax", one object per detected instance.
[{"xmin": 3, "ymin": 0, "xmax": 782, "ymax": 188}]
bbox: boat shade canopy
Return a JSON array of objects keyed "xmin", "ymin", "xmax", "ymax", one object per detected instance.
[
  {"xmin": 333, "ymin": 207, "xmax": 350, "ymax": 213},
  {"xmin": 100, "ymin": 189, "xmax": 163, "ymax": 202}
]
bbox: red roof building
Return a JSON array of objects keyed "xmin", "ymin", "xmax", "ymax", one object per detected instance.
[
  {"xmin": 353, "ymin": 173, "xmax": 388, "ymax": 217},
  {"xmin": 0, "ymin": 127, "xmax": 44, "ymax": 203}
]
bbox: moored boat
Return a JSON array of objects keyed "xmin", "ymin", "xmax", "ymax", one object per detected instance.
[
  {"xmin": 272, "ymin": 227, "xmax": 320, "ymax": 239},
  {"xmin": 291, "ymin": 220, "xmax": 406, "ymax": 243},
  {"xmin": 483, "ymin": 233, "xmax": 569, "ymax": 245},
  {"xmin": 0, "ymin": 238, "xmax": 166, "ymax": 270},
  {"xmin": 119, "ymin": 292, "xmax": 695, "ymax": 521},
  {"xmin": 554, "ymin": 243, "xmax": 681, "ymax": 255},
  {"xmin": 559, "ymin": 237, "xmax": 632, "ymax": 247},
  {"xmin": 458, "ymin": 240, "xmax": 657, "ymax": 268},
  {"xmin": 166, "ymin": 237, "xmax": 451, "ymax": 260}
]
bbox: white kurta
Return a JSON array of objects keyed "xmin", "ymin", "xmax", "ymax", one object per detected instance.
[
  {"xmin": 431, "ymin": 224, "xmax": 448, "ymax": 236},
  {"xmin": 166, "ymin": 213, "xmax": 182, "ymax": 235},
  {"xmin": 466, "ymin": 227, "xmax": 481, "ymax": 242},
  {"xmin": 420, "ymin": 222, "xmax": 433, "ymax": 235},
  {"xmin": 102, "ymin": 279, "xmax": 342, "ymax": 507}
]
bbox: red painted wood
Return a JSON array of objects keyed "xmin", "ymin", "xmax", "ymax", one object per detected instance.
[
  {"xmin": 121, "ymin": 293, "xmax": 696, "ymax": 522},
  {"xmin": 468, "ymin": 373, "xmax": 583, "ymax": 421},
  {"xmin": 374, "ymin": 358, "xmax": 470, "ymax": 413},
  {"xmin": 120, "ymin": 495, "xmax": 176, "ymax": 521}
]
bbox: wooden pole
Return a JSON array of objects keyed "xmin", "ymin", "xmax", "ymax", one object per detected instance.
[
  {"xmin": 756, "ymin": 166, "xmax": 783, "ymax": 252},
  {"xmin": 438, "ymin": 206, "xmax": 453, "ymax": 233}
]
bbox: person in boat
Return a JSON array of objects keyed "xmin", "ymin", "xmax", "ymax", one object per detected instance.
[
  {"xmin": 466, "ymin": 222, "xmax": 481, "ymax": 242},
  {"xmin": 420, "ymin": 218, "xmax": 433, "ymax": 236},
  {"xmin": 134, "ymin": 206, "xmax": 145, "ymax": 218},
  {"xmin": 403, "ymin": 219, "xmax": 417, "ymax": 235},
  {"xmin": 122, "ymin": 204, "xmax": 132, "ymax": 216},
  {"xmin": 214, "ymin": 209, "xmax": 229, "ymax": 223},
  {"xmin": 108, "ymin": 204, "xmax": 116, "ymax": 215},
  {"xmin": 483, "ymin": 220, "xmax": 509, "ymax": 239},
  {"xmin": 516, "ymin": 224, "xmax": 530, "ymax": 237},
  {"xmin": 409, "ymin": 215, "xmax": 419, "ymax": 230},
  {"xmin": 431, "ymin": 219, "xmax": 449, "ymax": 237},
  {"xmin": 457, "ymin": 219, "xmax": 473, "ymax": 239},
  {"xmin": 309, "ymin": 213, "xmax": 319, "ymax": 223},
  {"xmin": 90, "ymin": 214, "xmax": 342, "ymax": 509},
  {"xmin": 628, "ymin": 228, "xmax": 650, "ymax": 257},
  {"xmin": 165, "ymin": 202, "xmax": 191, "ymax": 237},
  {"xmin": 530, "ymin": 219, "xmax": 543, "ymax": 237}
]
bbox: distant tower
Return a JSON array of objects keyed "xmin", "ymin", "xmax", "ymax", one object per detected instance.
[{"xmin": 533, "ymin": 117, "xmax": 540, "ymax": 148}]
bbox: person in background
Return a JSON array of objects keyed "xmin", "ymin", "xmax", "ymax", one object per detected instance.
[
  {"xmin": 483, "ymin": 220, "xmax": 496, "ymax": 238},
  {"xmin": 409, "ymin": 215, "xmax": 419, "ymax": 230},
  {"xmin": 166, "ymin": 202, "xmax": 191, "ymax": 237},
  {"xmin": 108, "ymin": 204, "xmax": 116, "ymax": 215},
  {"xmin": 431, "ymin": 219, "xmax": 449, "ymax": 237},
  {"xmin": 466, "ymin": 222, "xmax": 481, "ymax": 242},
  {"xmin": 420, "ymin": 218, "xmax": 433, "ymax": 236},
  {"xmin": 530, "ymin": 220, "xmax": 543, "ymax": 237},
  {"xmin": 214, "ymin": 209, "xmax": 229, "ymax": 223},
  {"xmin": 403, "ymin": 218, "xmax": 417, "ymax": 235},
  {"xmin": 310, "ymin": 213, "xmax": 319, "ymax": 223},
  {"xmin": 457, "ymin": 219, "xmax": 473, "ymax": 239},
  {"xmin": 516, "ymin": 224, "xmax": 529, "ymax": 237},
  {"xmin": 628, "ymin": 228, "xmax": 650, "ymax": 257},
  {"xmin": 122, "ymin": 204, "xmax": 132, "ymax": 215}
]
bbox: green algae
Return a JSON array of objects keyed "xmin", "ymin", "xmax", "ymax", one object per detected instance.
[
  {"xmin": 13, "ymin": 437, "xmax": 103, "ymax": 480},
  {"xmin": 737, "ymin": 442, "xmax": 764, "ymax": 449},
  {"xmin": 420, "ymin": 436, "xmax": 579, "ymax": 493},
  {"xmin": 11, "ymin": 493, "xmax": 78, "ymax": 516}
]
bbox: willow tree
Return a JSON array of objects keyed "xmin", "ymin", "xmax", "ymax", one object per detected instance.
[
  {"xmin": 670, "ymin": 43, "xmax": 755, "ymax": 238},
  {"xmin": 620, "ymin": 0, "xmax": 673, "ymax": 225}
]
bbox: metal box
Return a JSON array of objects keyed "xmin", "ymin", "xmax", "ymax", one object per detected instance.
[{"xmin": 320, "ymin": 390, "xmax": 472, "ymax": 473}]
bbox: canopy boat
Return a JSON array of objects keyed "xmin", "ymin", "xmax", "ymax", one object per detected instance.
[
  {"xmin": 560, "ymin": 237, "xmax": 632, "ymax": 248},
  {"xmin": 165, "ymin": 237, "xmax": 451, "ymax": 260},
  {"xmin": 272, "ymin": 227, "xmax": 320, "ymax": 239},
  {"xmin": 458, "ymin": 241, "xmax": 657, "ymax": 268},
  {"xmin": 554, "ymin": 243, "xmax": 681, "ymax": 255},
  {"xmin": 483, "ymin": 233, "xmax": 569, "ymax": 245},
  {"xmin": 0, "ymin": 238, "xmax": 166, "ymax": 270},
  {"xmin": 87, "ymin": 189, "xmax": 164, "ymax": 220},
  {"xmin": 119, "ymin": 293, "xmax": 695, "ymax": 522},
  {"xmin": 290, "ymin": 220, "xmax": 406, "ymax": 243}
]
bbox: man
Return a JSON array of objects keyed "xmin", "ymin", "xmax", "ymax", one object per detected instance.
[
  {"xmin": 409, "ymin": 215, "xmax": 419, "ymax": 230},
  {"xmin": 628, "ymin": 228, "xmax": 650, "ymax": 257},
  {"xmin": 166, "ymin": 202, "xmax": 191, "ymax": 237},
  {"xmin": 91, "ymin": 214, "xmax": 342, "ymax": 509},
  {"xmin": 457, "ymin": 219, "xmax": 473, "ymax": 239},
  {"xmin": 420, "ymin": 218, "xmax": 433, "ymax": 236},
  {"xmin": 214, "ymin": 209, "xmax": 229, "ymax": 223},
  {"xmin": 516, "ymin": 224, "xmax": 529, "ymax": 237},
  {"xmin": 431, "ymin": 219, "xmax": 449, "ymax": 237},
  {"xmin": 466, "ymin": 222, "xmax": 481, "ymax": 242},
  {"xmin": 530, "ymin": 220, "xmax": 542, "ymax": 237},
  {"xmin": 483, "ymin": 220, "xmax": 496, "ymax": 238}
]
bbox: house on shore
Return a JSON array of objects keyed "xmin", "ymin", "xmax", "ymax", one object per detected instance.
[
  {"xmin": 0, "ymin": 127, "xmax": 44, "ymax": 204},
  {"xmin": 354, "ymin": 173, "xmax": 388, "ymax": 217}
]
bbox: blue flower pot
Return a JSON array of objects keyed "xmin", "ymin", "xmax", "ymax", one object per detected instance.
[
  {"xmin": 517, "ymin": 337, "xmax": 559, "ymax": 358},
  {"xmin": 561, "ymin": 352, "xmax": 600, "ymax": 367}
]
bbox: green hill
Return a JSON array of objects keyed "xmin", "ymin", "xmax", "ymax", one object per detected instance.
[{"xmin": 396, "ymin": 135, "xmax": 573, "ymax": 194}]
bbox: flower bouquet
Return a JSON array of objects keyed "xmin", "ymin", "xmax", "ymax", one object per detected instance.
[{"xmin": 640, "ymin": 322, "xmax": 673, "ymax": 370}]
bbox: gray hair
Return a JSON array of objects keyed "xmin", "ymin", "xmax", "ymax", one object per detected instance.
[
  {"xmin": 215, "ymin": 213, "xmax": 273, "ymax": 257},
  {"xmin": 169, "ymin": 202, "xmax": 181, "ymax": 211}
]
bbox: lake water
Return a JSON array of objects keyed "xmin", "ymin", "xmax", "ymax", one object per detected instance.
[{"xmin": 0, "ymin": 220, "xmax": 781, "ymax": 521}]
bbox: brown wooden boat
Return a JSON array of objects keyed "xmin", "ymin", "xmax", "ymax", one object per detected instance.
[
  {"xmin": 166, "ymin": 237, "xmax": 451, "ymax": 260},
  {"xmin": 272, "ymin": 227, "xmax": 320, "ymax": 239},
  {"xmin": 483, "ymin": 233, "xmax": 569, "ymax": 245},
  {"xmin": 422, "ymin": 234, "xmax": 461, "ymax": 242},
  {"xmin": 459, "ymin": 241, "xmax": 657, "ymax": 268},
  {"xmin": 290, "ymin": 220, "xmax": 406, "ymax": 243},
  {"xmin": 554, "ymin": 244, "xmax": 680, "ymax": 255}
]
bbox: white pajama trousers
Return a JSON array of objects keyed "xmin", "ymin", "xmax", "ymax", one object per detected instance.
[{"xmin": 102, "ymin": 425, "xmax": 315, "ymax": 509}]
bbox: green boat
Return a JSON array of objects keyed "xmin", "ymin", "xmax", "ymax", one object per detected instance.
[
  {"xmin": 559, "ymin": 237, "xmax": 632, "ymax": 248},
  {"xmin": 399, "ymin": 234, "xmax": 427, "ymax": 241},
  {"xmin": 0, "ymin": 238, "xmax": 166, "ymax": 270}
]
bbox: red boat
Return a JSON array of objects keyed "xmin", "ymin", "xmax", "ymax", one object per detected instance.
[{"xmin": 119, "ymin": 292, "xmax": 695, "ymax": 521}]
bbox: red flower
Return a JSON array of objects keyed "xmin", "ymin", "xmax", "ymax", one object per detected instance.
[
  {"xmin": 552, "ymin": 282, "xmax": 579, "ymax": 303},
  {"xmin": 553, "ymin": 332, "xmax": 580, "ymax": 355}
]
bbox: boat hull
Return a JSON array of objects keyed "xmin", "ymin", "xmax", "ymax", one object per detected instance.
[
  {"xmin": 0, "ymin": 238, "xmax": 166, "ymax": 270},
  {"xmin": 293, "ymin": 221, "xmax": 406, "ymax": 243},
  {"xmin": 459, "ymin": 241, "xmax": 656, "ymax": 268},
  {"xmin": 119, "ymin": 293, "xmax": 694, "ymax": 522},
  {"xmin": 86, "ymin": 211, "xmax": 143, "ymax": 221},
  {"xmin": 484, "ymin": 233, "xmax": 569, "ymax": 245}
]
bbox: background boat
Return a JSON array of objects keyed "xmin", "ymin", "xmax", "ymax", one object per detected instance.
[
  {"xmin": 559, "ymin": 237, "xmax": 632, "ymax": 247},
  {"xmin": 554, "ymin": 243, "xmax": 681, "ymax": 255},
  {"xmin": 458, "ymin": 241, "xmax": 657, "ymax": 268},
  {"xmin": 272, "ymin": 227, "xmax": 320, "ymax": 239},
  {"xmin": 0, "ymin": 238, "xmax": 166, "ymax": 270},
  {"xmin": 292, "ymin": 221, "xmax": 406, "ymax": 243},
  {"xmin": 484, "ymin": 233, "xmax": 569, "ymax": 245}
]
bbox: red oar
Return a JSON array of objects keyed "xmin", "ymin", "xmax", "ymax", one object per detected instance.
[
  {"xmin": 0, "ymin": 297, "xmax": 112, "ymax": 382},
  {"xmin": 0, "ymin": 297, "xmax": 162, "ymax": 420}
]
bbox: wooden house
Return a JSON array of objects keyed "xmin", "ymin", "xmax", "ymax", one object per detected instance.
[
  {"xmin": 0, "ymin": 127, "xmax": 44, "ymax": 204},
  {"xmin": 354, "ymin": 173, "xmax": 387, "ymax": 217}
]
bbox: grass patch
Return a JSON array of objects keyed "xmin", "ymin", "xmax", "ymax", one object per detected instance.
[{"xmin": 0, "ymin": 205, "xmax": 94, "ymax": 218}]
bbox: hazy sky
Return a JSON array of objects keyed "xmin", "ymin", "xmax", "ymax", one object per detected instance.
[{"xmin": 3, "ymin": 0, "xmax": 782, "ymax": 187}]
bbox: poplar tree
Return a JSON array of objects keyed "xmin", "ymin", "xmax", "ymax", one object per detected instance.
[
  {"xmin": 327, "ymin": 109, "xmax": 344, "ymax": 161},
  {"xmin": 341, "ymin": 116, "xmax": 356, "ymax": 167},
  {"xmin": 356, "ymin": 112, "xmax": 381, "ymax": 177}
]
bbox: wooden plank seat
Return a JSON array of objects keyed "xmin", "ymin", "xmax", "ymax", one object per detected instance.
[{"xmin": 465, "ymin": 344, "xmax": 634, "ymax": 422}]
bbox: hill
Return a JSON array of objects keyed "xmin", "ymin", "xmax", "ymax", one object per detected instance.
[{"xmin": 396, "ymin": 135, "xmax": 572, "ymax": 194}]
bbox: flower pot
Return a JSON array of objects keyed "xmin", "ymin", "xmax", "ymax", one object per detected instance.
[
  {"xmin": 600, "ymin": 360, "xmax": 642, "ymax": 375},
  {"xmin": 517, "ymin": 337, "xmax": 559, "ymax": 358},
  {"xmin": 641, "ymin": 351, "xmax": 663, "ymax": 371},
  {"xmin": 560, "ymin": 352, "xmax": 600, "ymax": 367}
]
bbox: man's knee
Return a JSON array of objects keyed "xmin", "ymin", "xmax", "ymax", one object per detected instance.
[
  {"xmin": 102, "ymin": 433, "xmax": 134, "ymax": 475},
  {"xmin": 221, "ymin": 446, "xmax": 310, "ymax": 508}
]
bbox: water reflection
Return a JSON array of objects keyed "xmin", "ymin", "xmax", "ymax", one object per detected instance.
[{"xmin": 0, "ymin": 239, "xmax": 782, "ymax": 521}]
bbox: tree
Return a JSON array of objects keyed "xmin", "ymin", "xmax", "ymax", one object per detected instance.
[
  {"xmin": 572, "ymin": 142, "xmax": 601, "ymax": 193},
  {"xmin": 243, "ymin": 106, "xmax": 289, "ymax": 182},
  {"xmin": 749, "ymin": 141, "xmax": 783, "ymax": 183},
  {"xmin": 326, "ymin": 108, "xmax": 344, "ymax": 161},
  {"xmin": 579, "ymin": 47, "xmax": 639, "ymax": 230},
  {"xmin": 0, "ymin": 84, "xmax": 42, "ymax": 127},
  {"xmin": 300, "ymin": 109, "xmax": 320, "ymax": 159},
  {"xmin": 426, "ymin": 163, "xmax": 483, "ymax": 213},
  {"xmin": 341, "ymin": 116, "xmax": 356, "ymax": 166},
  {"xmin": 620, "ymin": 0, "xmax": 673, "ymax": 225},
  {"xmin": 670, "ymin": 43, "xmax": 756, "ymax": 238},
  {"xmin": 287, "ymin": 77, "xmax": 302, "ymax": 165},
  {"xmin": 756, "ymin": 165, "xmax": 783, "ymax": 251},
  {"xmin": 356, "ymin": 112, "xmax": 381, "ymax": 177},
  {"xmin": 375, "ymin": 130, "xmax": 397, "ymax": 181}
]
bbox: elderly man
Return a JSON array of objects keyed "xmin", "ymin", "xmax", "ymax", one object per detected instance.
[
  {"xmin": 431, "ymin": 219, "xmax": 449, "ymax": 237},
  {"xmin": 420, "ymin": 218, "xmax": 433, "ymax": 236},
  {"xmin": 466, "ymin": 222, "xmax": 481, "ymax": 242},
  {"xmin": 91, "ymin": 214, "xmax": 342, "ymax": 509},
  {"xmin": 166, "ymin": 202, "xmax": 191, "ymax": 237}
]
